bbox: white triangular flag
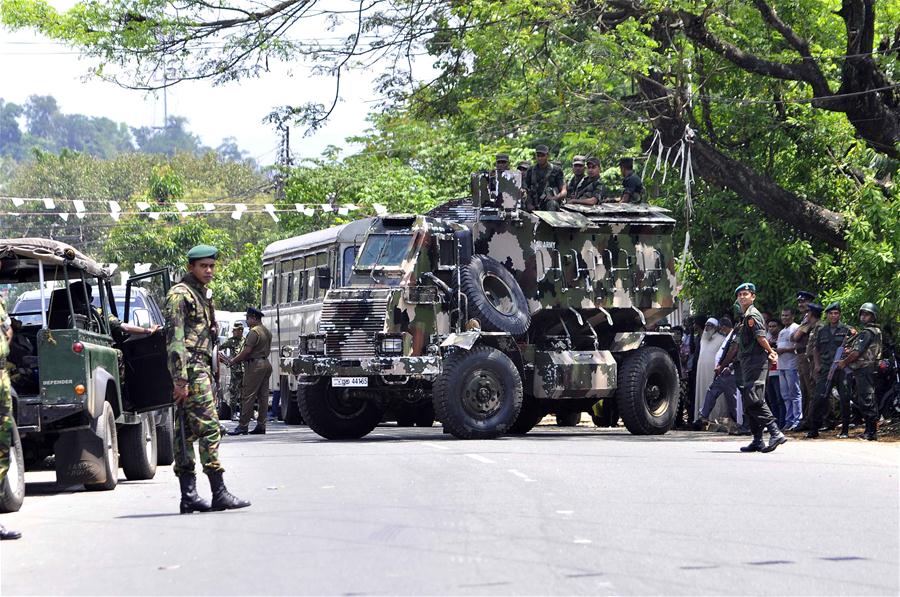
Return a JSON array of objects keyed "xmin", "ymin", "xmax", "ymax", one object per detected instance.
[
  {"xmin": 137, "ymin": 202, "xmax": 151, "ymax": 211},
  {"xmin": 149, "ymin": 212, "xmax": 161, "ymax": 220},
  {"xmin": 203, "ymin": 203, "xmax": 215, "ymax": 212},
  {"xmin": 373, "ymin": 203, "xmax": 388, "ymax": 216},
  {"xmin": 231, "ymin": 203, "xmax": 246, "ymax": 220},
  {"xmin": 109, "ymin": 201, "xmax": 121, "ymax": 214},
  {"xmin": 338, "ymin": 207, "xmax": 349, "ymax": 216},
  {"xmin": 295, "ymin": 204, "xmax": 305, "ymax": 212},
  {"xmin": 264, "ymin": 203, "xmax": 280, "ymax": 222},
  {"xmin": 175, "ymin": 202, "xmax": 188, "ymax": 212},
  {"xmin": 320, "ymin": 204, "xmax": 333, "ymax": 213},
  {"xmin": 73, "ymin": 200, "xmax": 86, "ymax": 212},
  {"xmin": 43, "ymin": 198, "xmax": 55, "ymax": 209},
  {"xmin": 11, "ymin": 197, "xmax": 24, "ymax": 207},
  {"xmin": 110, "ymin": 212, "xmax": 121, "ymax": 221},
  {"xmin": 303, "ymin": 207, "xmax": 315, "ymax": 216},
  {"xmin": 59, "ymin": 213, "xmax": 69, "ymax": 222}
]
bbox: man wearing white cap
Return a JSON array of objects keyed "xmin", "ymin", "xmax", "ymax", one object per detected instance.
[{"xmin": 693, "ymin": 317, "xmax": 724, "ymax": 421}]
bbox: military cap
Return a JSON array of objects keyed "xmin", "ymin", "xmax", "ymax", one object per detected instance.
[
  {"xmin": 824, "ymin": 301, "xmax": 841, "ymax": 313},
  {"xmin": 734, "ymin": 282, "xmax": 756, "ymax": 295},
  {"xmin": 232, "ymin": 321, "xmax": 245, "ymax": 329},
  {"xmin": 808, "ymin": 303, "xmax": 824, "ymax": 316},
  {"xmin": 495, "ymin": 153, "xmax": 509, "ymax": 162},
  {"xmin": 796, "ymin": 290, "xmax": 815, "ymax": 301},
  {"xmin": 534, "ymin": 144, "xmax": 549, "ymax": 154},
  {"xmin": 187, "ymin": 244, "xmax": 218, "ymax": 262},
  {"xmin": 619, "ymin": 157, "xmax": 634, "ymax": 169},
  {"xmin": 572, "ymin": 155, "xmax": 585, "ymax": 165},
  {"xmin": 517, "ymin": 161, "xmax": 530, "ymax": 170},
  {"xmin": 586, "ymin": 156, "xmax": 601, "ymax": 167},
  {"xmin": 246, "ymin": 306, "xmax": 264, "ymax": 319}
]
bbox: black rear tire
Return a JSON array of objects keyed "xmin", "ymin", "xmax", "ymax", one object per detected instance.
[
  {"xmin": 461, "ymin": 255, "xmax": 531, "ymax": 336},
  {"xmin": 84, "ymin": 402, "xmax": 119, "ymax": 491},
  {"xmin": 156, "ymin": 408, "xmax": 175, "ymax": 466},
  {"xmin": 298, "ymin": 379, "xmax": 382, "ymax": 440},
  {"xmin": 0, "ymin": 419, "xmax": 25, "ymax": 512},
  {"xmin": 434, "ymin": 346, "xmax": 523, "ymax": 439},
  {"xmin": 507, "ymin": 397, "xmax": 545, "ymax": 435},
  {"xmin": 555, "ymin": 411, "xmax": 582, "ymax": 427},
  {"xmin": 615, "ymin": 347, "xmax": 679, "ymax": 435},
  {"xmin": 120, "ymin": 413, "xmax": 158, "ymax": 481}
]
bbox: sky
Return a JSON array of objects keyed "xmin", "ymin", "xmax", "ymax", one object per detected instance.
[{"xmin": 0, "ymin": 13, "xmax": 389, "ymax": 165}]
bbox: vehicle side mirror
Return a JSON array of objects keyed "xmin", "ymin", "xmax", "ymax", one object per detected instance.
[
  {"xmin": 317, "ymin": 267, "xmax": 331, "ymax": 291},
  {"xmin": 131, "ymin": 308, "xmax": 151, "ymax": 328}
]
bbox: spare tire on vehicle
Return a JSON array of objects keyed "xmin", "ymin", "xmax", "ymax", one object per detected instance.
[{"xmin": 460, "ymin": 255, "xmax": 530, "ymax": 336}]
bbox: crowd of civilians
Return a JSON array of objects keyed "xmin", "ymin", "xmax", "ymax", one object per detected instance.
[{"xmin": 671, "ymin": 290, "xmax": 890, "ymax": 437}]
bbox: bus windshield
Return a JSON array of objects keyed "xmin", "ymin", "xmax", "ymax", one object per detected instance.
[{"xmin": 356, "ymin": 234, "xmax": 414, "ymax": 269}]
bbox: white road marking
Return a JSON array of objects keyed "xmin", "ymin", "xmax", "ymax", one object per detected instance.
[
  {"xmin": 464, "ymin": 453, "xmax": 495, "ymax": 464},
  {"xmin": 556, "ymin": 510, "xmax": 574, "ymax": 515},
  {"xmin": 507, "ymin": 469, "xmax": 536, "ymax": 482},
  {"xmin": 573, "ymin": 538, "xmax": 592, "ymax": 544},
  {"xmin": 320, "ymin": 485, "xmax": 336, "ymax": 489},
  {"xmin": 422, "ymin": 442, "xmax": 450, "ymax": 451}
]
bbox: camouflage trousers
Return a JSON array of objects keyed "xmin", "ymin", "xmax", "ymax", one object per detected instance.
[
  {"xmin": 228, "ymin": 370, "xmax": 244, "ymax": 411},
  {"xmin": 0, "ymin": 371, "xmax": 11, "ymax": 484},
  {"xmin": 174, "ymin": 368, "xmax": 224, "ymax": 476}
]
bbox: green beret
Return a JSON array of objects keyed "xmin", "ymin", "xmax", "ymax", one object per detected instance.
[
  {"xmin": 187, "ymin": 244, "xmax": 218, "ymax": 262},
  {"xmin": 825, "ymin": 301, "xmax": 841, "ymax": 313},
  {"xmin": 734, "ymin": 282, "xmax": 756, "ymax": 295}
]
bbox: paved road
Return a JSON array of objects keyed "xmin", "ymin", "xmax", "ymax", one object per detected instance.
[{"xmin": 1, "ymin": 424, "xmax": 898, "ymax": 595}]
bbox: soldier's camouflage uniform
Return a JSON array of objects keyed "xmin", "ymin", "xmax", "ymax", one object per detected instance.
[
  {"xmin": 0, "ymin": 298, "xmax": 13, "ymax": 485},
  {"xmin": 165, "ymin": 273, "xmax": 223, "ymax": 476},
  {"xmin": 220, "ymin": 335, "xmax": 245, "ymax": 412},
  {"xmin": 846, "ymin": 321, "xmax": 882, "ymax": 426}
]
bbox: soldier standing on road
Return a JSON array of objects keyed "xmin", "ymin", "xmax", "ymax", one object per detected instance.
[
  {"xmin": 220, "ymin": 322, "xmax": 245, "ymax": 417},
  {"xmin": 618, "ymin": 157, "xmax": 645, "ymax": 203},
  {"xmin": 835, "ymin": 303, "xmax": 883, "ymax": 440},
  {"xmin": 166, "ymin": 245, "xmax": 250, "ymax": 513},
  {"xmin": 567, "ymin": 156, "xmax": 604, "ymax": 206},
  {"xmin": 524, "ymin": 145, "xmax": 566, "ymax": 211},
  {"xmin": 227, "ymin": 307, "xmax": 273, "ymax": 435},
  {"xmin": 715, "ymin": 283, "xmax": 787, "ymax": 453},
  {"xmin": 806, "ymin": 302, "xmax": 850, "ymax": 439},
  {"xmin": 0, "ymin": 297, "xmax": 21, "ymax": 540},
  {"xmin": 791, "ymin": 290, "xmax": 817, "ymax": 427}
]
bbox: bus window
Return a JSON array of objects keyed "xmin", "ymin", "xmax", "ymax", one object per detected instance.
[
  {"xmin": 292, "ymin": 258, "xmax": 303, "ymax": 301},
  {"xmin": 306, "ymin": 255, "xmax": 317, "ymax": 299},
  {"xmin": 316, "ymin": 252, "xmax": 328, "ymax": 298},
  {"xmin": 342, "ymin": 246, "xmax": 356, "ymax": 286},
  {"xmin": 279, "ymin": 260, "xmax": 292, "ymax": 304},
  {"xmin": 262, "ymin": 265, "xmax": 276, "ymax": 306}
]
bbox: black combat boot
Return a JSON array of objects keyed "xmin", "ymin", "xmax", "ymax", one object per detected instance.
[
  {"xmin": 207, "ymin": 470, "xmax": 251, "ymax": 511},
  {"xmin": 859, "ymin": 419, "xmax": 878, "ymax": 441},
  {"xmin": 761, "ymin": 423, "xmax": 788, "ymax": 453},
  {"xmin": 178, "ymin": 474, "xmax": 211, "ymax": 514},
  {"xmin": 740, "ymin": 435, "xmax": 765, "ymax": 452},
  {"xmin": 228, "ymin": 425, "xmax": 249, "ymax": 436},
  {"xmin": 0, "ymin": 523, "xmax": 21, "ymax": 540}
]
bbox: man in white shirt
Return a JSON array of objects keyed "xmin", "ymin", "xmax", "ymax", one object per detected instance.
[
  {"xmin": 775, "ymin": 307, "xmax": 802, "ymax": 430},
  {"xmin": 692, "ymin": 317, "xmax": 743, "ymax": 430},
  {"xmin": 694, "ymin": 318, "xmax": 725, "ymax": 421}
]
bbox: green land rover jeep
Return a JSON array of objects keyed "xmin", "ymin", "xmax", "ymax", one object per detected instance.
[{"xmin": 0, "ymin": 238, "xmax": 173, "ymax": 499}]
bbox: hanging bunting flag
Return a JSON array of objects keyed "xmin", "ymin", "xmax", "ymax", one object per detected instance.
[
  {"xmin": 338, "ymin": 207, "xmax": 349, "ymax": 216},
  {"xmin": 11, "ymin": 197, "xmax": 24, "ymax": 207},
  {"xmin": 231, "ymin": 203, "xmax": 247, "ymax": 220},
  {"xmin": 303, "ymin": 207, "xmax": 315, "ymax": 217},
  {"xmin": 175, "ymin": 202, "xmax": 188, "ymax": 212},
  {"xmin": 264, "ymin": 203, "xmax": 280, "ymax": 222},
  {"xmin": 320, "ymin": 204, "xmax": 333, "ymax": 213},
  {"xmin": 373, "ymin": 203, "xmax": 388, "ymax": 216},
  {"xmin": 137, "ymin": 201, "xmax": 151, "ymax": 211},
  {"xmin": 149, "ymin": 212, "xmax": 161, "ymax": 220},
  {"xmin": 109, "ymin": 201, "xmax": 122, "ymax": 222},
  {"xmin": 59, "ymin": 213, "xmax": 69, "ymax": 222},
  {"xmin": 203, "ymin": 203, "xmax": 215, "ymax": 212},
  {"xmin": 295, "ymin": 204, "xmax": 305, "ymax": 213},
  {"xmin": 73, "ymin": 200, "xmax": 86, "ymax": 219},
  {"xmin": 43, "ymin": 198, "xmax": 55, "ymax": 209}
]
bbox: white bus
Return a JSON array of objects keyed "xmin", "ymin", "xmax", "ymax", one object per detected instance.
[{"xmin": 261, "ymin": 218, "xmax": 374, "ymax": 423}]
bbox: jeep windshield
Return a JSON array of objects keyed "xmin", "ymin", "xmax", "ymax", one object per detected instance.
[{"xmin": 355, "ymin": 234, "xmax": 414, "ymax": 269}]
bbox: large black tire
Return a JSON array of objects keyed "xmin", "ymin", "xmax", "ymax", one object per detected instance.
[
  {"xmin": 156, "ymin": 407, "xmax": 175, "ymax": 466},
  {"xmin": 297, "ymin": 379, "xmax": 382, "ymax": 440},
  {"xmin": 555, "ymin": 411, "xmax": 582, "ymax": 427},
  {"xmin": 615, "ymin": 347, "xmax": 679, "ymax": 435},
  {"xmin": 461, "ymin": 255, "xmax": 530, "ymax": 336},
  {"xmin": 0, "ymin": 418, "xmax": 25, "ymax": 512},
  {"xmin": 84, "ymin": 402, "xmax": 119, "ymax": 491},
  {"xmin": 434, "ymin": 346, "xmax": 523, "ymax": 439},
  {"xmin": 283, "ymin": 389, "xmax": 303, "ymax": 425},
  {"xmin": 507, "ymin": 397, "xmax": 545, "ymax": 435},
  {"xmin": 120, "ymin": 413, "xmax": 158, "ymax": 481}
]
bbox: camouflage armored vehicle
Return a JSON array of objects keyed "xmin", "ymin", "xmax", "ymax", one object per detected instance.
[
  {"xmin": 287, "ymin": 172, "xmax": 680, "ymax": 440},
  {"xmin": 0, "ymin": 239, "xmax": 172, "ymax": 493}
]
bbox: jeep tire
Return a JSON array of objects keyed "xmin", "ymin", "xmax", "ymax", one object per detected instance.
[
  {"xmin": 83, "ymin": 401, "xmax": 119, "ymax": 491},
  {"xmin": 507, "ymin": 397, "xmax": 545, "ymax": 435},
  {"xmin": 0, "ymin": 419, "xmax": 25, "ymax": 512},
  {"xmin": 298, "ymin": 378, "xmax": 382, "ymax": 440},
  {"xmin": 120, "ymin": 412, "xmax": 158, "ymax": 481},
  {"xmin": 434, "ymin": 346, "xmax": 523, "ymax": 439},
  {"xmin": 461, "ymin": 255, "xmax": 531, "ymax": 336},
  {"xmin": 156, "ymin": 407, "xmax": 175, "ymax": 466},
  {"xmin": 615, "ymin": 347, "xmax": 679, "ymax": 435}
]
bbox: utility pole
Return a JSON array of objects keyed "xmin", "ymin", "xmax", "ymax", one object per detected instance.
[{"xmin": 275, "ymin": 122, "xmax": 293, "ymax": 200}]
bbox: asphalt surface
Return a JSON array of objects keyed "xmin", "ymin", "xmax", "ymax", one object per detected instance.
[{"xmin": 1, "ymin": 423, "xmax": 898, "ymax": 596}]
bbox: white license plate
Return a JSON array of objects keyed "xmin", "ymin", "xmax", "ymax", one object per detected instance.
[{"xmin": 332, "ymin": 376, "xmax": 369, "ymax": 388}]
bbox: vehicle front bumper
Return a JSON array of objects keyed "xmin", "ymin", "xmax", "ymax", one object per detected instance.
[{"xmin": 284, "ymin": 355, "xmax": 442, "ymax": 378}]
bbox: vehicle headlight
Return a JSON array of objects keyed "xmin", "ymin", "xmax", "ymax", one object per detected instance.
[
  {"xmin": 307, "ymin": 336, "xmax": 325, "ymax": 354},
  {"xmin": 380, "ymin": 336, "xmax": 403, "ymax": 354},
  {"xmin": 280, "ymin": 345, "xmax": 294, "ymax": 358}
]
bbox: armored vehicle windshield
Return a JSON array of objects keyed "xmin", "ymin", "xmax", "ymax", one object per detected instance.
[{"xmin": 356, "ymin": 233, "xmax": 415, "ymax": 269}]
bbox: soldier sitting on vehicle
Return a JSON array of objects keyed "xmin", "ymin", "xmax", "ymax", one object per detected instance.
[
  {"xmin": 566, "ymin": 157, "xmax": 604, "ymax": 206},
  {"xmin": 524, "ymin": 145, "xmax": 567, "ymax": 211},
  {"xmin": 618, "ymin": 157, "xmax": 645, "ymax": 203},
  {"xmin": 68, "ymin": 281, "xmax": 160, "ymax": 342}
]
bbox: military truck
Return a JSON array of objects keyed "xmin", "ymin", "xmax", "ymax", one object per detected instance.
[
  {"xmin": 0, "ymin": 239, "xmax": 172, "ymax": 494},
  {"xmin": 287, "ymin": 172, "xmax": 681, "ymax": 440}
]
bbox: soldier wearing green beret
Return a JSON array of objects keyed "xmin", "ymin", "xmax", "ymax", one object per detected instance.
[
  {"xmin": 835, "ymin": 303, "xmax": 883, "ymax": 440},
  {"xmin": 806, "ymin": 302, "xmax": 851, "ymax": 438},
  {"xmin": 715, "ymin": 282, "xmax": 787, "ymax": 452},
  {"xmin": 165, "ymin": 244, "xmax": 250, "ymax": 513}
]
